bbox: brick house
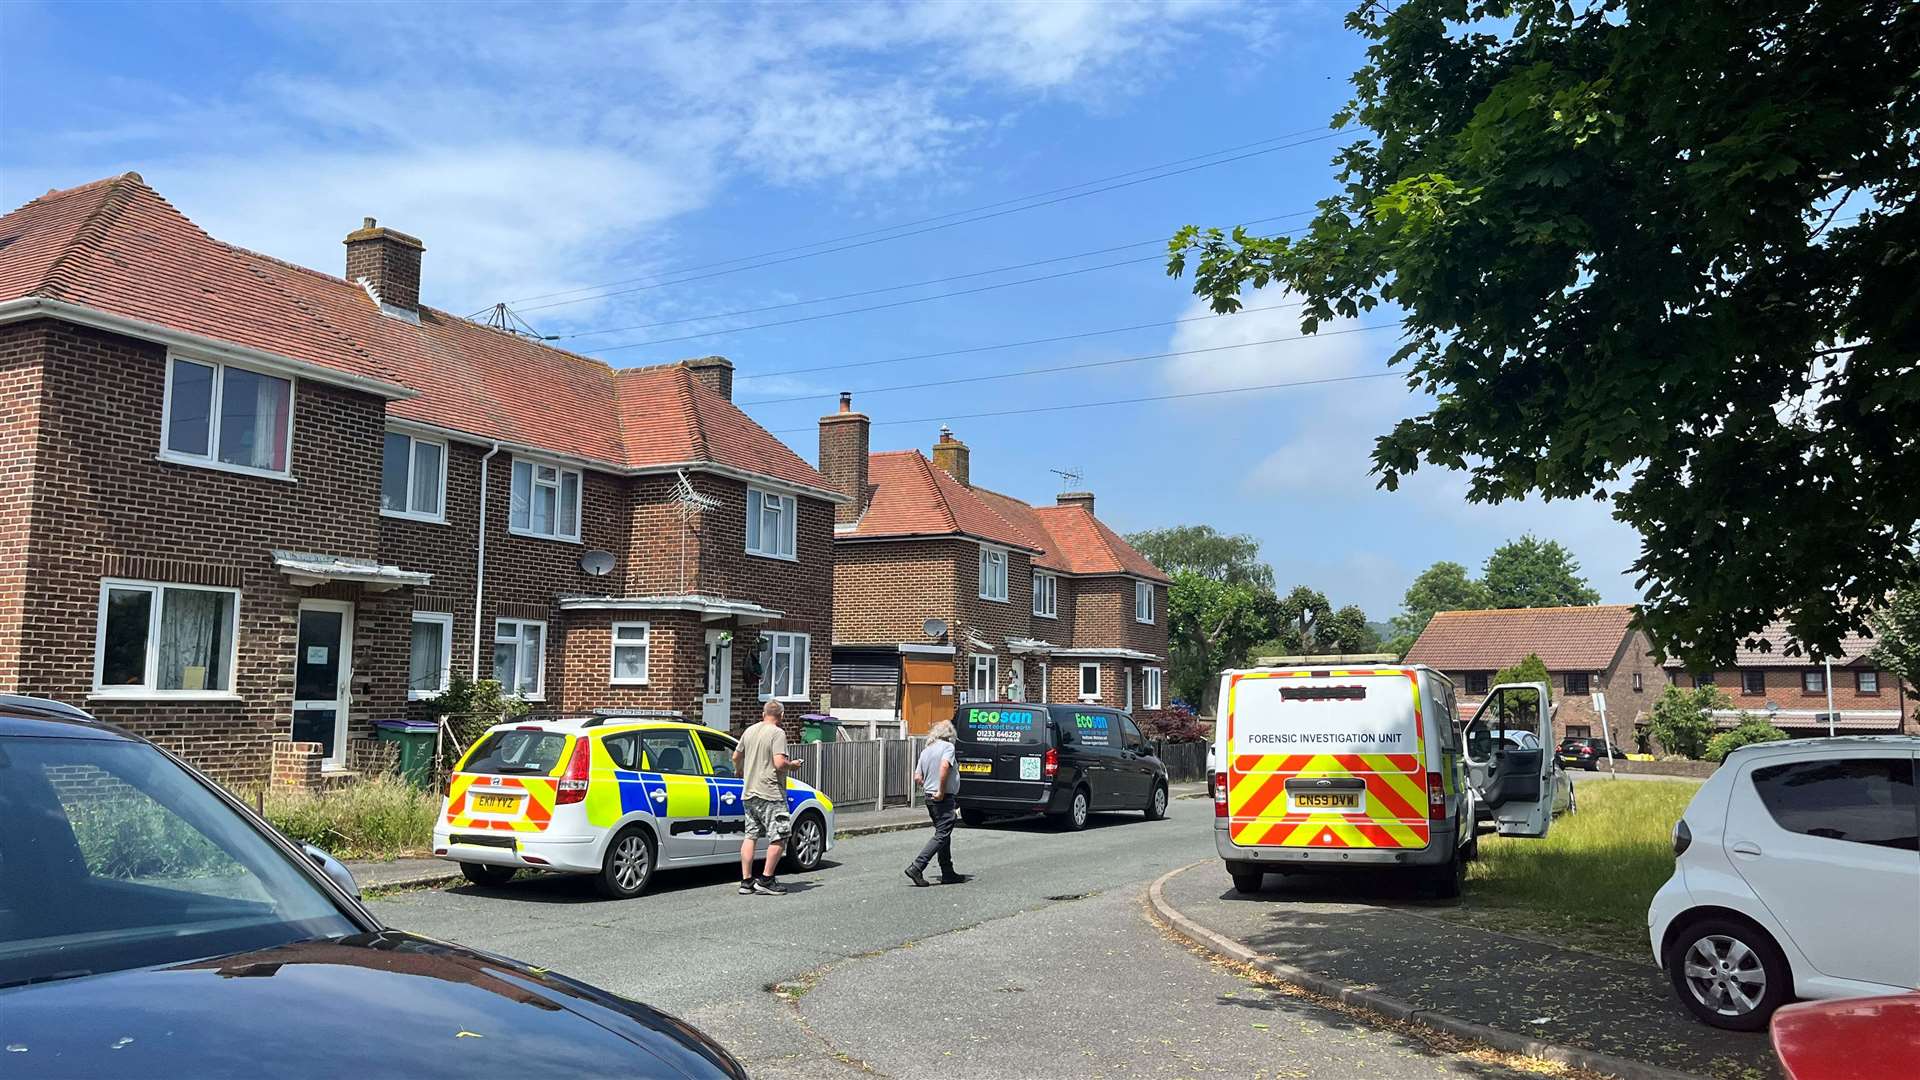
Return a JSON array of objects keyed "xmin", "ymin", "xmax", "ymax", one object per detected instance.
[
  {"xmin": 1404, "ymin": 605, "xmax": 1663, "ymax": 747},
  {"xmin": 1662, "ymin": 621, "xmax": 1915, "ymax": 735},
  {"xmin": 0, "ymin": 174, "xmax": 839, "ymax": 789},
  {"xmin": 818, "ymin": 396, "xmax": 1170, "ymax": 734}
]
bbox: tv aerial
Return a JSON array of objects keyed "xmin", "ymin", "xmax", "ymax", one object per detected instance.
[{"xmin": 1049, "ymin": 466, "xmax": 1084, "ymax": 492}]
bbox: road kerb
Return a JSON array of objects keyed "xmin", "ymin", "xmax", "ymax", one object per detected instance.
[{"xmin": 1146, "ymin": 862, "xmax": 1700, "ymax": 1080}]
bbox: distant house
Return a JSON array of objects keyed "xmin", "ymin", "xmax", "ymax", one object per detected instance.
[
  {"xmin": 1404, "ymin": 605, "xmax": 1663, "ymax": 746},
  {"xmin": 1662, "ymin": 621, "xmax": 1914, "ymax": 735}
]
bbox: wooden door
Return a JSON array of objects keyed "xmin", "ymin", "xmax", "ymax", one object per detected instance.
[{"xmin": 901, "ymin": 655, "xmax": 955, "ymax": 736}]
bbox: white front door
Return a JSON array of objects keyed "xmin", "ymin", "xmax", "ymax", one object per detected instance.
[
  {"xmin": 292, "ymin": 599, "xmax": 354, "ymax": 768},
  {"xmin": 702, "ymin": 629, "xmax": 732, "ymax": 729}
]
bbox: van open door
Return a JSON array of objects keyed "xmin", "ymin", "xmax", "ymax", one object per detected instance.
[{"xmin": 1463, "ymin": 682, "xmax": 1555, "ymax": 838}]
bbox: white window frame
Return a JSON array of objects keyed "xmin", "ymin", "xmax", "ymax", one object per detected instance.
[
  {"xmin": 970, "ymin": 653, "xmax": 999, "ymax": 702},
  {"xmin": 610, "ymin": 621, "xmax": 651, "ymax": 686},
  {"xmin": 758, "ymin": 631, "xmax": 811, "ymax": 701},
  {"xmin": 91, "ymin": 578, "xmax": 242, "ymax": 699},
  {"xmin": 382, "ymin": 430, "xmax": 448, "ymax": 523},
  {"xmin": 1031, "ymin": 570, "xmax": 1057, "ymax": 618},
  {"xmin": 1145, "ymin": 667, "xmax": 1164, "ymax": 710},
  {"xmin": 1134, "ymin": 580, "xmax": 1154, "ymax": 624},
  {"xmin": 494, "ymin": 618, "xmax": 548, "ymax": 701},
  {"xmin": 159, "ymin": 354, "xmax": 296, "ymax": 481},
  {"xmin": 408, "ymin": 611, "xmax": 454, "ymax": 700},
  {"xmin": 1124, "ymin": 666, "xmax": 1134, "ymax": 711},
  {"xmin": 1079, "ymin": 662, "xmax": 1101, "ymax": 702},
  {"xmin": 978, "ymin": 545, "xmax": 1009, "ymax": 602},
  {"xmin": 746, "ymin": 487, "xmax": 798, "ymax": 560},
  {"xmin": 509, "ymin": 457, "xmax": 582, "ymax": 543}
]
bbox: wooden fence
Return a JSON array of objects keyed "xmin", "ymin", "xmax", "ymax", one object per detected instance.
[{"xmin": 800, "ymin": 736, "xmax": 1209, "ymax": 808}]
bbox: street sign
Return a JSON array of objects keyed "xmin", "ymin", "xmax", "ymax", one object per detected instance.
[{"xmin": 1590, "ymin": 691, "xmax": 1606, "ymax": 714}]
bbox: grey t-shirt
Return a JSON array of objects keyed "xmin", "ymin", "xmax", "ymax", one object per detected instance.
[
  {"xmin": 738, "ymin": 721, "xmax": 789, "ymax": 802},
  {"xmin": 917, "ymin": 739, "xmax": 959, "ymax": 798}
]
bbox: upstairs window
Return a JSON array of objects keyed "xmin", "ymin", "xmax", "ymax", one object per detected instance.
[
  {"xmin": 510, "ymin": 458, "xmax": 580, "ymax": 541},
  {"xmin": 1742, "ymin": 669, "xmax": 1766, "ymax": 695},
  {"xmin": 382, "ymin": 432, "xmax": 445, "ymax": 521},
  {"xmin": 746, "ymin": 488, "xmax": 797, "ymax": 559},
  {"xmin": 1463, "ymin": 671, "xmax": 1489, "ymax": 695},
  {"xmin": 1803, "ymin": 669, "xmax": 1827, "ymax": 694},
  {"xmin": 1565, "ymin": 671, "xmax": 1591, "ymax": 696},
  {"xmin": 1031, "ymin": 571, "xmax": 1057, "ymax": 618},
  {"xmin": 163, "ymin": 357, "xmax": 292, "ymax": 476},
  {"xmin": 1858, "ymin": 670, "xmax": 1880, "ymax": 694},
  {"xmin": 1134, "ymin": 580, "xmax": 1153, "ymax": 624},
  {"xmin": 978, "ymin": 546, "xmax": 1008, "ymax": 602}
]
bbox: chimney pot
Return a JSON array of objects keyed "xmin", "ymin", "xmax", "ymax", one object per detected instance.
[
  {"xmin": 932, "ymin": 427, "xmax": 970, "ymax": 487},
  {"xmin": 819, "ymin": 396, "xmax": 871, "ymax": 525},
  {"xmin": 839, "ymin": 391, "xmax": 852, "ymax": 414},
  {"xmin": 681, "ymin": 356, "xmax": 735, "ymax": 400},
  {"xmin": 344, "ymin": 218, "xmax": 425, "ymax": 315},
  {"xmin": 363, "ymin": 216, "xmax": 376, "ymax": 229}
]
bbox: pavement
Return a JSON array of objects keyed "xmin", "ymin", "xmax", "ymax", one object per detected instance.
[
  {"xmin": 366, "ymin": 795, "xmax": 1560, "ymax": 1079},
  {"xmin": 1154, "ymin": 860, "xmax": 1778, "ymax": 1080}
]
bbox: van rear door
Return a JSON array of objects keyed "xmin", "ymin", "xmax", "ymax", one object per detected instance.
[
  {"xmin": 953, "ymin": 704, "xmax": 1052, "ymax": 799},
  {"xmin": 1463, "ymin": 682, "xmax": 1556, "ymax": 838},
  {"xmin": 1223, "ymin": 669, "xmax": 1433, "ymax": 851}
]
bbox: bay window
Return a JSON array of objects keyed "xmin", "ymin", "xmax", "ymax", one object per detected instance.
[
  {"xmin": 409, "ymin": 613, "xmax": 453, "ymax": 699},
  {"xmin": 758, "ymin": 631, "xmax": 810, "ymax": 700},
  {"xmin": 510, "ymin": 458, "xmax": 581, "ymax": 541},
  {"xmin": 94, "ymin": 580, "xmax": 240, "ymax": 696},
  {"xmin": 382, "ymin": 432, "xmax": 446, "ymax": 521},
  {"xmin": 747, "ymin": 488, "xmax": 797, "ymax": 559},
  {"xmin": 493, "ymin": 619, "xmax": 547, "ymax": 699},
  {"xmin": 162, "ymin": 356, "xmax": 292, "ymax": 476}
]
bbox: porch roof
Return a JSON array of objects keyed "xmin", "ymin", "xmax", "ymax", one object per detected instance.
[
  {"xmin": 271, "ymin": 550, "xmax": 431, "ymax": 591},
  {"xmin": 1005, "ymin": 636, "xmax": 1062, "ymax": 654},
  {"xmin": 1050, "ymin": 646, "xmax": 1162, "ymax": 662},
  {"xmin": 557, "ymin": 594, "xmax": 784, "ymax": 625}
]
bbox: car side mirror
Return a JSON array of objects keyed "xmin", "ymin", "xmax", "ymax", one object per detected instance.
[{"xmin": 303, "ymin": 842, "xmax": 361, "ymax": 901}]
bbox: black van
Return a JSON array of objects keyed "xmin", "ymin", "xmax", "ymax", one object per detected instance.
[{"xmin": 951, "ymin": 701, "xmax": 1170, "ymax": 830}]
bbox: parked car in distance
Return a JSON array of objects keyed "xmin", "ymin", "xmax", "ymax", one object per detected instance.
[
  {"xmin": 953, "ymin": 702, "xmax": 1170, "ymax": 830},
  {"xmin": 0, "ymin": 696, "xmax": 747, "ymax": 1079},
  {"xmin": 1649, "ymin": 736, "xmax": 1919, "ymax": 1031},
  {"xmin": 1770, "ymin": 993, "xmax": 1920, "ymax": 1080},
  {"xmin": 1559, "ymin": 736, "xmax": 1629, "ymax": 771},
  {"xmin": 435, "ymin": 717, "xmax": 835, "ymax": 898}
]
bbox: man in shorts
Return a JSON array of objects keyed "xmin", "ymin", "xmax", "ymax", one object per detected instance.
[{"xmin": 733, "ymin": 699, "xmax": 798, "ymax": 895}]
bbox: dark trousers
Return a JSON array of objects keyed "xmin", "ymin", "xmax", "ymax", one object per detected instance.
[{"xmin": 909, "ymin": 796, "xmax": 956, "ymax": 875}]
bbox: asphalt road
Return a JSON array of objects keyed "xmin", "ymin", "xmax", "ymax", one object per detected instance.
[{"xmin": 371, "ymin": 798, "xmax": 1551, "ymax": 1079}]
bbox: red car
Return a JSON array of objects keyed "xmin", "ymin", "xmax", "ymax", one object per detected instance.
[{"xmin": 1770, "ymin": 994, "xmax": 1920, "ymax": 1080}]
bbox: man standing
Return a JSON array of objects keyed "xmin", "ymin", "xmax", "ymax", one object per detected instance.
[
  {"xmin": 905, "ymin": 719, "xmax": 967, "ymax": 887},
  {"xmin": 733, "ymin": 699, "xmax": 797, "ymax": 895}
]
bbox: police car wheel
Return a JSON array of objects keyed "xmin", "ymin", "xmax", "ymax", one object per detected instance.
[
  {"xmin": 784, "ymin": 812, "xmax": 826, "ymax": 873},
  {"xmin": 459, "ymin": 862, "xmax": 516, "ymax": 887},
  {"xmin": 595, "ymin": 827, "xmax": 655, "ymax": 900}
]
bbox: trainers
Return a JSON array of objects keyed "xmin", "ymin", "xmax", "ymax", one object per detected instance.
[
  {"xmin": 752, "ymin": 877, "xmax": 787, "ymax": 895},
  {"xmin": 904, "ymin": 867, "xmax": 931, "ymax": 888},
  {"xmin": 738, "ymin": 879, "xmax": 755, "ymax": 895}
]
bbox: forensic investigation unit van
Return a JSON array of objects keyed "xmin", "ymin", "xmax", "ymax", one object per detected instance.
[{"xmin": 1211, "ymin": 664, "xmax": 1559, "ymax": 897}]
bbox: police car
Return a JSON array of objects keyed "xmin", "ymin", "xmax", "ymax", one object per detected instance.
[{"xmin": 434, "ymin": 716, "xmax": 835, "ymax": 898}]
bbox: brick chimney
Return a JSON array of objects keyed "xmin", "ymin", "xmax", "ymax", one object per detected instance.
[
  {"xmin": 932, "ymin": 425, "xmax": 969, "ymax": 487},
  {"xmin": 682, "ymin": 356, "xmax": 734, "ymax": 400},
  {"xmin": 818, "ymin": 392, "xmax": 870, "ymax": 525},
  {"xmin": 1057, "ymin": 491, "xmax": 1095, "ymax": 515},
  {"xmin": 344, "ymin": 217, "xmax": 424, "ymax": 315}
]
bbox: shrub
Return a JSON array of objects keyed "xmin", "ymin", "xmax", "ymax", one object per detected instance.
[
  {"xmin": 1645, "ymin": 684, "xmax": 1726, "ymax": 759},
  {"xmin": 1139, "ymin": 704, "xmax": 1208, "ymax": 743},
  {"xmin": 417, "ymin": 674, "xmax": 528, "ymax": 778},
  {"xmin": 262, "ymin": 774, "xmax": 438, "ymax": 860},
  {"xmin": 1705, "ymin": 716, "xmax": 1791, "ymax": 762}
]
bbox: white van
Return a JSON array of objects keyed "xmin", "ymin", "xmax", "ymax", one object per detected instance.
[{"xmin": 1212, "ymin": 664, "xmax": 1559, "ymax": 897}]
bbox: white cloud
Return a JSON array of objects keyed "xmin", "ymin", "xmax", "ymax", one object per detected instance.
[{"xmin": 1161, "ymin": 286, "xmax": 1393, "ymax": 393}]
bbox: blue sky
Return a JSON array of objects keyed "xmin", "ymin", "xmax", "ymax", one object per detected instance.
[{"xmin": 0, "ymin": 0, "xmax": 1642, "ymax": 619}]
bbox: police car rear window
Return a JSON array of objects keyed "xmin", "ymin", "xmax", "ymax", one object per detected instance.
[
  {"xmin": 956, "ymin": 706, "xmax": 1044, "ymax": 745},
  {"xmin": 465, "ymin": 731, "xmax": 569, "ymax": 774}
]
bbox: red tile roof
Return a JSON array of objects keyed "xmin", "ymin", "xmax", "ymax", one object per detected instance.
[
  {"xmin": 1404, "ymin": 605, "xmax": 1638, "ymax": 671},
  {"xmin": 0, "ymin": 173, "xmax": 830, "ymax": 493},
  {"xmin": 1660, "ymin": 620, "xmax": 1882, "ymax": 668}
]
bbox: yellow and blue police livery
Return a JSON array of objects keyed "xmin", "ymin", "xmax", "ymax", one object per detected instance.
[{"xmin": 433, "ymin": 717, "xmax": 835, "ymax": 899}]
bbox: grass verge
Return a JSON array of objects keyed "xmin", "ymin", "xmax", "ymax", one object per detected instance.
[
  {"xmin": 1448, "ymin": 777, "xmax": 1699, "ymax": 961},
  {"xmin": 258, "ymin": 774, "xmax": 439, "ymax": 860}
]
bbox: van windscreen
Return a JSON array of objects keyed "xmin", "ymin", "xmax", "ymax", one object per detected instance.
[{"xmin": 955, "ymin": 705, "xmax": 1045, "ymax": 746}]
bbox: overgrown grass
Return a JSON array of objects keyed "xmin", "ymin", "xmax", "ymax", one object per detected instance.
[
  {"xmin": 260, "ymin": 774, "xmax": 439, "ymax": 861},
  {"xmin": 1451, "ymin": 778, "xmax": 1699, "ymax": 961}
]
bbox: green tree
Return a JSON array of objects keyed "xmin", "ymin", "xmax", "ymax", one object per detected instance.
[
  {"xmin": 1325, "ymin": 604, "xmax": 1382, "ymax": 652},
  {"xmin": 1646, "ymin": 685, "xmax": 1730, "ymax": 760},
  {"xmin": 1123, "ymin": 525, "xmax": 1274, "ymax": 589},
  {"xmin": 1166, "ymin": 570, "xmax": 1276, "ymax": 713},
  {"xmin": 1490, "ymin": 652, "xmax": 1553, "ymax": 719},
  {"xmin": 1168, "ymin": 0, "xmax": 1920, "ymax": 671},
  {"xmin": 1388, "ymin": 560, "xmax": 1491, "ymax": 652},
  {"xmin": 1868, "ymin": 589, "xmax": 1920, "ymax": 719},
  {"xmin": 1272, "ymin": 585, "xmax": 1334, "ymax": 653},
  {"xmin": 1482, "ymin": 535, "xmax": 1602, "ymax": 609}
]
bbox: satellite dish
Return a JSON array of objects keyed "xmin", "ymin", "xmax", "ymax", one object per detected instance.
[
  {"xmin": 579, "ymin": 550, "xmax": 616, "ymax": 577},
  {"xmin": 923, "ymin": 617, "xmax": 948, "ymax": 640}
]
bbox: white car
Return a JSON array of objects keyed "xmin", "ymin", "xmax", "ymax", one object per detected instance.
[{"xmin": 1647, "ymin": 736, "xmax": 1919, "ymax": 1030}]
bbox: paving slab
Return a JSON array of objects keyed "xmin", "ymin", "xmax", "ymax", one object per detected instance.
[{"xmin": 1159, "ymin": 862, "xmax": 1778, "ymax": 1080}]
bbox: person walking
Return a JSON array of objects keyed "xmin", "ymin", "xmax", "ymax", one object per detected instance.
[
  {"xmin": 905, "ymin": 719, "xmax": 967, "ymax": 887},
  {"xmin": 733, "ymin": 699, "xmax": 799, "ymax": 895}
]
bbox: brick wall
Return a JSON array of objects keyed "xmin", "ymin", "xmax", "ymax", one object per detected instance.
[
  {"xmin": 1666, "ymin": 664, "xmax": 1914, "ymax": 732},
  {"xmin": 0, "ymin": 323, "xmax": 44, "ymax": 686}
]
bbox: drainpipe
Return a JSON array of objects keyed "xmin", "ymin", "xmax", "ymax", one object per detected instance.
[{"xmin": 472, "ymin": 441, "xmax": 503, "ymax": 680}]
